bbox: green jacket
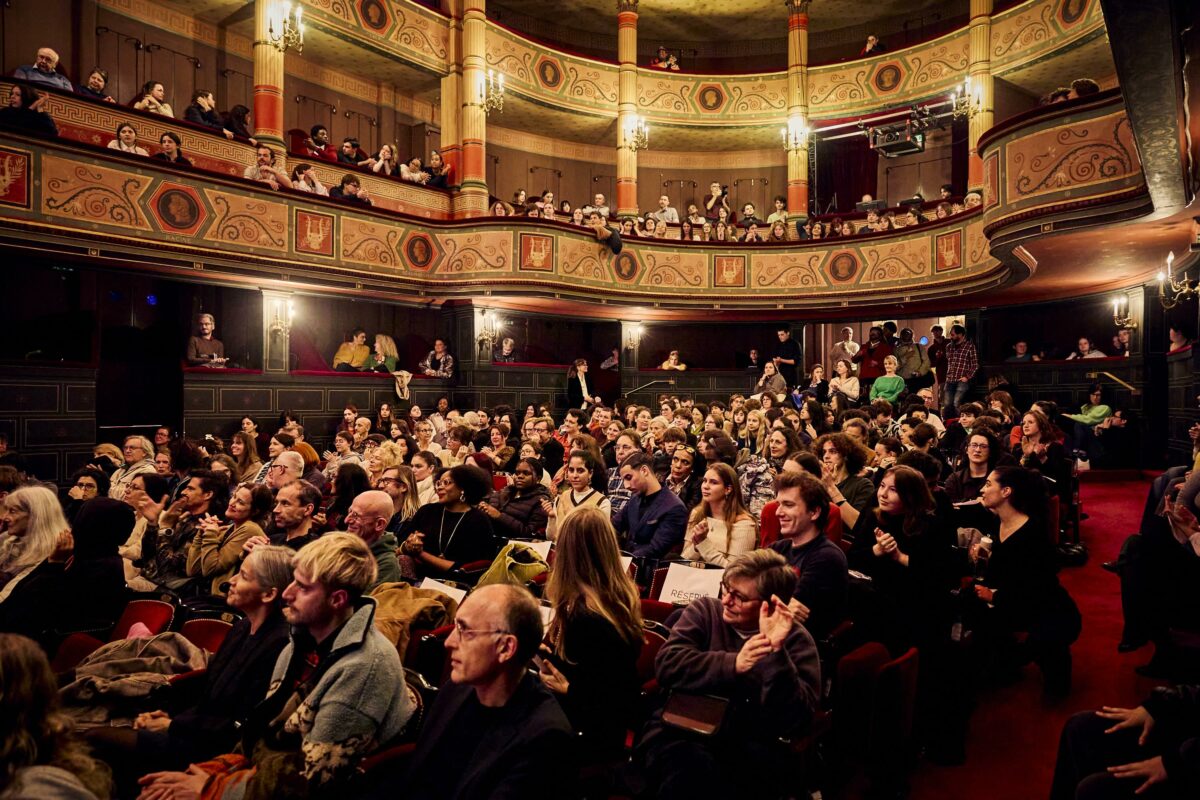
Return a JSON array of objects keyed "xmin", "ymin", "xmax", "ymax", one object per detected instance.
[
  {"xmin": 1065, "ymin": 403, "xmax": 1112, "ymax": 426},
  {"xmin": 370, "ymin": 533, "xmax": 403, "ymax": 587}
]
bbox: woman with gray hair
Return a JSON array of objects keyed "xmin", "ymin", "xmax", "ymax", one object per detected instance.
[
  {"xmin": 85, "ymin": 544, "xmax": 293, "ymax": 791},
  {"xmin": 0, "ymin": 486, "xmax": 70, "ymax": 603}
]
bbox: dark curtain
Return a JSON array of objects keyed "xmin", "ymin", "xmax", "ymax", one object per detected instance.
[
  {"xmin": 814, "ymin": 136, "xmax": 879, "ymax": 215},
  {"xmin": 951, "ymin": 118, "xmax": 969, "ymax": 195}
]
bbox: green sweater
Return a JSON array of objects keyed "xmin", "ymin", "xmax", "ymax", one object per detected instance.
[
  {"xmin": 370, "ymin": 533, "xmax": 402, "ymax": 586},
  {"xmin": 1065, "ymin": 403, "xmax": 1112, "ymax": 426},
  {"xmin": 870, "ymin": 375, "xmax": 906, "ymax": 403}
]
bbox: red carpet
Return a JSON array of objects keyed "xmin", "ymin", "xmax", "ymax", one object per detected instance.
[{"xmin": 906, "ymin": 478, "xmax": 1166, "ymax": 800}]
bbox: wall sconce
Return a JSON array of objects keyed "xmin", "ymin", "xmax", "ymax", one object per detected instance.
[
  {"xmin": 624, "ymin": 323, "xmax": 643, "ymax": 351},
  {"xmin": 268, "ymin": 1, "xmax": 304, "ymax": 54},
  {"xmin": 950, "ymin": 76, "xmax": 981, "ymax": 120},
  {"xmin": 476, "ymin": 310, "xmax": 506, "ymax": 353},
  {"xmin": 269, "ymin": 298, "xmax": 295, "ymax": 336},
  {"xmin": 1157, "ymin": 251, "xmax": 1197, "ymax": 310},
  {"xmin": 1190, "ymin": 216, "xmax": 1200, "ymax": 253},
  {"xmin": 780, "ymin": 117, "xmax": 810, "ymax": 151},
  {"xmin": 623, "ymin": 116, "xmax": 649, "ymax": 152},
  {"xmin": 483, "ymin": 70, "xmax": 505, "ymax": 115},
  {"xmin": 1112, "ymin": 295, "xmax": 1136, "ymax": 329}
]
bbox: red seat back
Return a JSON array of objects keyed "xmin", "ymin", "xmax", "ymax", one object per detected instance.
[
  {"xmin": 876, "ymin": 647, "xmax": 920, "ymax": 748},
  {"xmin": 111, "ymin": 599, "xmax": 175, "ymax": 641},
  {"xmin": 641, "ymin": 598, "xmax": 674, "ymax": 624},
  {"xmin": 636, "ymin": 629, "xmax": 668, "ymax": 685},
  {"xmin": 648, "ymin": 567, "xmax": 669, "ymax": 600},
  {"xmin": 180, "ymin": 618, "xmax": 234, "ymax": 653}
]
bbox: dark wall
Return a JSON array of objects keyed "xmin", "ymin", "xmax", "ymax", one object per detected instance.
[
  {"xmin": 978, "ymin": 294, "xmax": 1131, "ymax": 362},
  {"xmin": 636, "ymin": 323, "xmax": 786, "ymax": 370}
]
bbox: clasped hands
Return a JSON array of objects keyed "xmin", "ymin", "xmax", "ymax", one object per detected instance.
[{"xmin": 735, "ymin": 595, "xmax": 806, "ymax": 674}]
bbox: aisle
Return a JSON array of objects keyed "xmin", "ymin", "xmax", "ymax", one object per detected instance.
[{"xmin": 906, "ymin": 478, "xmax": 1166, "ymax": 800}]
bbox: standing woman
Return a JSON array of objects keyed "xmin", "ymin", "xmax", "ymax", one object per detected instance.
[
  {"xmin": 0, "ymin": 634, "xmax": 113, "ymax": 799},
  {"xmin": 869, "ymin": 355, "xmax": 906, "ymax": 404},
  {"xmin": 567, "ymin": 358, "xmax": 601, "ymax": 409},
  {"xmin": 400, "ymin": 465, "xmax": 496, "ymax": 578},
  {"xmin": 682, "ymin": 463, "xmax": 757, "ymax": 566},
  {"xmin": 229, "ymin": 431, "xmax": 263, "ymax": 483},
  {"xmin": 828, "ymin": 359, "xmax": 860, "ymax": 408},
  {"xmin": 544, "ymin": 450, "xmax": 611, "ymax": 541},
  {"xmin": 974, "ymin": 467, "xmax": 1081, "ymax": 695},
  {"xmin": 186, "ymin": 482, "xmax": 272, "ymax": 596},
  {"xmin": 540, "ymin": 506, "xmax": 643, "ymax": 755}
]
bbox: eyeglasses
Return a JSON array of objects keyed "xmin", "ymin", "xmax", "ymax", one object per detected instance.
[
  {"xmin": 967, "ymin": 443, "xmax": 989, "ymax": 450},
  {"xmin": 376, "ymin": 477, "xmax": 400, "ymax": 487},
  {"xmin": 719, "ymin": 581, "xmax": 760, "ymax": 605},
  {"xmin": 74, "ymin": 482, "xmax": 97, "ymax": 490},
  {"xmin": 268, "ymin": 463, "xmax": 288, "ymax": 472},
  {"xmin": 452, "ymin": 619, "xmax": 511, "ymax": 640}
]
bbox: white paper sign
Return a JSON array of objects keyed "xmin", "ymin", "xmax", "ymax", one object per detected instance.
[
  {"xmin": 512, "ymin": 539, "xmax": 553, "ymax": 560},
  {"xmin": 620, "ymin": 556, "xmax": 633, "ymax": 573},
  {"xmin": 659, "ymin": 562, "xmax": 723, "ymax": 605},
  {"xmin": 419, "ymin": 577, "xmax": 467, "ymax": 604}
]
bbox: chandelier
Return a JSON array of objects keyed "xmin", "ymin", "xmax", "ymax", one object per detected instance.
[
  {"xmin": 624, "ymin": 116, "xmax": 649, "ymax": 152},
  {"xmin": 950, "ymin": 76, "xmax": 981, "ymax": 120},
  {"xmin": 483, "ymin": 70, "xmax": 505, "ymax": 115},
  {"xmin": 780, "ymin": 118, "xmax": 810, "ymax": 151},
  {"xmin": 268, "ymin": 2, "xmax": 304, "ymax": 54}
]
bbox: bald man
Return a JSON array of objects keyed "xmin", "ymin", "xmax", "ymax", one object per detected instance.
[
  {"xmin": 345, "ymin": 489, "xmax": 401, "ymax": 586},
  {"xmin": 13, "ymin": 47, "xmax": 73, "ymax": 91}
]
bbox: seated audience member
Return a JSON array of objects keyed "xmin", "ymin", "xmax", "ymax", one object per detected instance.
[
  {"xmin": 1066, "ymin": 336, "xmax": 1106, "ymax": 359},
  {"xmin": 1052, "ymin": 683, "xmax": 1200, "ymax": 800},
  {"xmin": 437, "ymin": 426, "xmax": 474, "ymax": 469},
  {"xmin": 641, "ymin": 550, "xmax": 820, "ymax": 797},
  {"xmin": 138, "ymin": 533, "xmax": 415, "ymax": 799},
  {"xmin": 0, "ymin": 84, "xmax": 58, "ymax": 137},
  {"xmin": 481, "ymin": 456, "xmax": 550, "ymax": 538},
  {"xmin": 581, "ymin": 193, "xmax": 611, "ymax": 219},
  {"xmin": 664, "ymin": 440, "xmax": 702, "ymax": 509},
  {"xmin": 303, "ymin": 124, "xmax": 338, "ymax": 161},
  {"xmin": 815, "ymin": 432, "xmax": 876, "ymax": 530},
  {"xmin": 291, "ymin": 163, "xmax": 329, "ymax": 195},
  {"xmin": 606, "ymin": 429, "xmax": 640, "ymax": 523},
  {"xmin": 63, "ymin": 467, "xmax": 110, "ymax": 522},
  {"xmin": 243, "ymin": 145, "xmax": 293, "ymax": 190},
  {"xmin": 682, "ymin": 462, "xmax": 756, "ymax": 567},
  {"xmin": 650, "ymin": 45, "xmax": 680, "ymax": 70},
  {"xmin": 400, "ymin": 464, "xmax": 495, "ymax": 578},
  {"xmin": 545, "ymin": 450, "xmax": 611, "ymax": 540},
  {"xmin": 108, "ymin": 435, "xmax": 158, "ymax": 500},
  {"xmin": 753, "ymin": 361, "xmax": 788, "ymax": 402},
  {"xmin": 649, "ymin": 194, "xmax": 680, "ymax": 224},
  {"xmin": 332, "ymin": 328, "xmax": 371, "ymax": 371},
  {"xmin": 419, "ymin": 337, "xmax": 455, "ymax": 378},
  {"xmin": 870, "ymin": 355, "xmax": 906, "ymax": 404},
  {"xmin": 944, "ymin": 429, "xmax": 1004, "ymax": 510},
  {"xmin": 131, "ymin": 80, "xmax": 174, "ymax": 116},
  {"xmin": 329, "ymin": 173, "xmax": 373, "ymax": 205},
  {"xmin": 587, "ymin": 210, "xmax": 623, "ymax": 254},
  {"xmin": 861, "ymin": 33, "xmax": 886, "ymax": 55},
  {"xmin": 1063, "ymin": 383, "xmax": 1113, "ymax": 462},
  {"xmin": 399, "ymin": 155, "xmax": 429, "ymax": 183},
  {"xmin": 847, "ymin": 465, "xmax": 957, "ymax": 648},
  {"xmin": 108, "ymin": 121, "xmax": 148, "ymax": 155},
  {"xmin": 770, "ymin": 470, "xmax": 848, "ymax": 639},
  {"xmin": 1006, "ymin": 340, "xmax": 1040, "ymax": 362},
  {"xmin": 186, "ymin": 481, "xmax": 272, "ymax": 595},
  {"xmin": 539, "ymin": 506, "xmax": 642, "ymax": 756},
  {"xmin": 1068, "ymin": 77, "xmax": 1101, "ymax": 100},
  {"xmin": 86, "ymin": 545, "xmax": 292, "ymax": 790},
  {"xmin": 229, "ymin": 431, "xmax": 263, "ymax": 482},
  {"xmin": 0, "ymin": 490, "xmax": 131, "ymax": 643},
  {"xmin": 337, "ymin": 137, "xmax": 368, "ymax": 164},
  {"xmin": 322, "ymin": 462, "xmax": 369, "ymax": 532},
  {"xmin": 224, "ymin": 104, "xmax": 255, "ymax": 144},
  {"xmin": 141, "ymin": 470, "xmax": 225, "ymax": 592},
  {"xmin": 377, "ymin": 465, "xmax": 419, "ymax": 536},
  {"xmin": 972, "ymin": 467, "xmax": 1081, "ymax": 696},
  {"xmin": 152, "ymin": 131, "xmax": 191, "ymax": 166},
  {"xmin": 371, "ymin": 333, "xmax": 399, "ymax": 373},
  {"xmin": 395, "ymin": 584, "xmax": 575, "ymax": 799},
  {"xmin": 828, "ymin": 358, "xmax": 861, "ymax": 405},
  {"xmin": 660, "ymin": 350, "xmax": 688, "ymax": 371},
  {"xmin": 77, "ymin": 67, "xmax": 115, "ymax": 102},
  {"xmin": 423, "ymin": 149, "xmax": 453, "ymax": 188},
  {"xmin": 13, "ymin": 46, "xmax": 73, "ymax": 91},
  {"xmin": 615, "ymin": 452, "xmax": 687, "ymax": 559},
  {"xmin": 342, "ymin": 489, "xmax": 402, "ymax": 586},
  {"xmin": 186, "ymin": 312, "xmax": 228, "ymax": 367},
  {"xmin": 964, "ymin": 191, "xmax": 983, "ymax": 209},
  {"xmin": 493, "ymin": 336, "xmax": 519, "ymax": 362},
  {"xmin": 0, "ymin": 633, "xmax": 112, "ymax": 799},
  {"xmin": 1015, "ymin": 409, "xmax": 1068, "ymax": 480},
  {"xmin": 183, "ymin": 89, "xmax": 233, "ymax": 138},
  {"xmin": 259, "ymin": 479, "xmax": 324, "ymax": 550}
]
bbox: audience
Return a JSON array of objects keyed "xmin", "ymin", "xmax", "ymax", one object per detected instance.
[
  {"xmin": 131, "ymin": 80, "xmax": 173, "ymax": 117},
  {"xmin": 0, "ymin": 84, "xmax": 58, "ymax": 136}
]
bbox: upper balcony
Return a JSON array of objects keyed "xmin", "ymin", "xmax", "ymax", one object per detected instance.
[{"xmin": 0, "ymin": 75, "xmax": 1149, "ymax": 315}]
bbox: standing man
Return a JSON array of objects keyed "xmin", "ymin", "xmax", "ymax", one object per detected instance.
[
  {"xmin": 649, "ymin": 195, "xmax": 680, "ymax": 224},
  {"xmin": 773, "ymin": 327, "xmax": 802, "ymax": 388},
  {"xmin": 942, "ymin": 323, "xmax": 978, "ymax": 419},
  {"xmin": 396, "ymin": 584, "xmax": 575, "ymax": 799},
  {"xmin": 928, "ymin": 324, "xmax": 948, "ymax": 406},
  {"xmin": 828, "ymin": 327, "xmax": 860, "ymax": 373},
  {"xmin": 186, "ymin": 313, "xmax": 227, "ymax": 367}
]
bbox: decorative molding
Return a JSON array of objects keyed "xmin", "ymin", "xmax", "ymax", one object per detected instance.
[{"xmin": 488, "ymin": 125, "xmax": 784, "ymax": 168}]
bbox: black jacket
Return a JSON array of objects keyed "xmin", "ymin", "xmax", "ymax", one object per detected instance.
[
  {"xmin": 486, "ymin": 484, "xmax": 551, "ymax": 539},
  {"xmin": 184, "ymin": 104, "xmax": 224, "ymax": 131},
  {"xmin": 403, "ymin": 673, "xmax": 576, "ymax": 800},
  {"xmin": 1142, "ymin": 684, "xmax": 1200, "ymax": 794}
]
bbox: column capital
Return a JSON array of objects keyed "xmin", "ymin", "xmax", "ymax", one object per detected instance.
[
  {"xmin": 784, "ymin": 0, "xmax": 812, "ymax": 15},
  {"xmin": 616, "ymin": 0, "xmax": 638, "ymax": 13}
]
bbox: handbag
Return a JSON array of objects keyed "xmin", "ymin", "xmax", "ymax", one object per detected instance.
[
  {"xmin": 661, "ymin": 691, "xmax": 730, "ymax": 737},
  {"xmin": 475, "ymin": 541, "xmax": 548, "ymax": 587}
]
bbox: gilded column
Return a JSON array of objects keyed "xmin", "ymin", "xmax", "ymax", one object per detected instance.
[
  {"xmin": 456, "ymin": 0, "xmax": 488, "ymax": 217},
  {"xmin": 252, "ymin": 0, "xmax": 286, "ymax": 149},
  {"xmin": 616, "ymin": 0, "xmax": 638, "ymax": 219},
  {"xmin": 785, "ymin": 0, "xmax": 812, "ymax": 226},
  {"xmin": 441, "ymin": 0, "xmax": 463, "ymax": 191},
  {"xmin": 967, "ymin": 0, "xmax": 994, "ymax": 191}
]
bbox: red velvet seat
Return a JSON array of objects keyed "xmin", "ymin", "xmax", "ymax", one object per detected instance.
[
  {"xmin": 180, "ymin": 618, "xmax": 234, "ymax": 653},
  {"xmin": 52, "ymin": 599, "xmax": 176, "ymax": 672},
  {"xmin": 640, "ymin": 598, "xmax": 674, "ymax": 624}
]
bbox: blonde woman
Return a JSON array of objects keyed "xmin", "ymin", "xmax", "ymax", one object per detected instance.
[
  {"xmin": 368, "ymin": 143, "xmax": 400, "ymax": 176},
  {"xmin": 869, "ymin": 355, "xmax": 906, "ymax": 404},
  {"xmin": 682, "ymin": 463, "xmax": 756, "ymax": 566},
  {"xmin": 740, "ymin": 409, "xmax": 768, "ymax": 457},
  {"xmin": 540, "ymin": 505, "xmax": 643, "ymax": 754},
  {"xmin": 365, "ymin": 440, "xmax": 403, "ymax": 487},
  {"xmin": 372, "ymin": 334, "xmax": 399, "ymax": 373},
  {"xmin": 386, "ymin": 465, "xmax": 422, "ymax": 534}
]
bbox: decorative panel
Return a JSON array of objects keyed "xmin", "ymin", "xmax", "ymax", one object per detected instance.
[
  {"xmin": 24, "ymin": 418, "xmax": 94, "ymax": 446},
  {"xmin": 184, "ymin": 387, "xmax": 217, "ymax": 413},
  {"xmin": 277, "ymin": 389, "xmax": 326, "ymax": 411},
  {"xmin": 0, "ymin": 384, "xmax": 59, "ymax": 412},
  {"xmin": 219, "ymin": 387, "xmax": 273, "ymax": 412},
  {"xmin": 66, "ymin": 385, "xmax": 96, "ymax": 413}
]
